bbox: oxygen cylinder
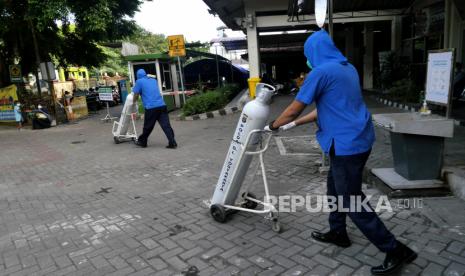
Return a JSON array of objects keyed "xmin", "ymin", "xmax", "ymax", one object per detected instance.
[
  {"xmin": 211, "ymin": 83, "xmax": 275, "ymax": 206},
  {"xmin": 116, "ymin": 93, "xmax": 137, "ymax": 135}
]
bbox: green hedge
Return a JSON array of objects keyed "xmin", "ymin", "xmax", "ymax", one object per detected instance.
[
  {"xmin": 387, "ymin": 79, "xmax": 422, "ymax": 104},
  {"xmin": 182, "ymin": 91, "xmax": 227, "ymax": 116},
  {"xmin": 182, "ymin": 84, "xmax": 241, "ymax": 116},
  {"xmin": 216, "ymin": 84, "xmax": 241, "ymax": 101}
]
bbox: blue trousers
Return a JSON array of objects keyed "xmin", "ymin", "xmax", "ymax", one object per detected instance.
[
  {"xmin": 327, "ymin": 148, "xmax": 397, "ymax": 252},
  {"xmin": 138, "ymin": 106, "xmax": 176, "ymax": 146}
]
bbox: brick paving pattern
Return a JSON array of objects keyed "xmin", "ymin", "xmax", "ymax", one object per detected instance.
[{"xmin": 0, "ymin": 95, "xmax": 464, "ymax": 275}]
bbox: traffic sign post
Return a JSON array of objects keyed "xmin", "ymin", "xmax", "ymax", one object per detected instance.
[
  {"xmin": 9, "ymin": 65, "xmax": 22, "ymax": 83},
  {"xmin": 177, "ymin": 56, "xmax": 186, "ymax": 104},
  {"xmin": 168, "ymin": 35, "xmax": 187, "ymax": 105}
]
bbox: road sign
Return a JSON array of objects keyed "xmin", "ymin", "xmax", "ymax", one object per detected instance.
[
  {"xmin": 168, "ymin": 35, "xmax": 186, "ymax": 57},
  {"xmin": 9, "ymin": 65, "xmax": 22, "ymax": 82},
  {"xmin": 98, "ymin": 86, "xmax": 114, "ymax": 101},
  {"xmin": 40, "ymin": 62, "xmax": 57, "ymax": 81}
]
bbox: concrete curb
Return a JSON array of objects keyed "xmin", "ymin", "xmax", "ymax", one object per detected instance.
[
  {"xmin": 370, "ymin": 95, "xmax": 465, "ymax": 127},
  {"xmin": 177, "ymin": 106, "xmax": 241, "ymax": 121},
  {"xmin": 443, "ymin": 167, "xmax": 465, "ymax": 202}
]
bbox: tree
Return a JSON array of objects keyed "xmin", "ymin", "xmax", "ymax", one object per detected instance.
[
  {"xmin": 0, "ymin": 0, "xmax": 143, "ymax": 87},
  {"xmin": 97, "ymin": 45, "xmax": 128, "ymax": 76},
  {"xmin": 186, "ymin": 41, "xmax": 210, "ymax": 53},
  {"xmin": 126, "ymin": 26, "xmax": 168, "ymax": 54},
  {"xmin": 90, "ymin": 26, "xmax": 211, "ymax": 78}
]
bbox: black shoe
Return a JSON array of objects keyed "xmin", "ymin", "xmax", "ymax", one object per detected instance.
[
  {"xmin": 135, "ymin": 141, "xmax": 147, "ymax": 148},
  {"xmin": 166, "ymin": 143, "xmax": 177, "ymax": 149},
  {"xmin": 371, "ymin": 242, "xmax": 417, "ymax": 275},
  {"xmin": 311, "ymin": 230, "xmax": 351, "ymax": 248}
]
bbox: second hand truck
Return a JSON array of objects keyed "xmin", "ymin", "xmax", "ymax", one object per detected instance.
[{"xmin": 112, "ymin": 92, "xmax": 138, "ymax": 144}]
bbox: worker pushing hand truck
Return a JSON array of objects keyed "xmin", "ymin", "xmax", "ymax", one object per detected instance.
[{"xmin": 208, "ymin": 83, "xmax": 282, "ymax": 232}]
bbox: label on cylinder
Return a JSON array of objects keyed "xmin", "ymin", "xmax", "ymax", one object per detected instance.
[{"xmin": 212, "ymin": 113, "xmax": 253, "ymax": 205}]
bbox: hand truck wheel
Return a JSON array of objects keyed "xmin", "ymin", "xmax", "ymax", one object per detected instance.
[
  {"xmin": 113, "ymin": 137, "xmax": 121, "ymax": 144},
  {"xmin": 241, "ymin": 192, "xmax": 258, "ymax": 210},
  {"xmin": 271, "ymin": 212, "xmax": 281, "ymax": 233},
  {"xmin": 210, "ymin": 204, "xmax": 227, "ymax": 223},
  {"xmin": 271, "ymin": 219, "xmax": 282, "ymax": 233}
]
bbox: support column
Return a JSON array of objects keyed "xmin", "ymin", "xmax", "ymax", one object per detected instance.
[
  {"xmin": 246, "ymin": 17, "xmax": 260, "ymax": 79},
  {"xmin": 461, "ymin": 21, "xmax": 465, "ymax": 63},
  {"xmin": 345, "ymin": 26, "xmax": 354, "ymax": 62},
  {"xmin": 391, "ymin": 16, "xmax": 402, "ymax": 51},
  {"xmin": 444, "ymin": 0, "xmax": 451, "ymax": 49},
  {"xmin": 170, "ymin": 63, "xmax": 180, "ymax": 108},
  {"xmin": 246, "ymin": 13, "xmax": 261, "ymax": 98},
  {"xmin": 363, "ymin": 23, "xmax": 374, "ymax": 90},
  {"xmin": 328, "ymin": 0, "xmax": 334, "ymax": 38},
  {"xmin": 155, "ymin": 59, "xmax": 163, "ymax": 94},
  {"xmin": 127, "ymin": 62, "xmax": 133, "ymax": 85}
]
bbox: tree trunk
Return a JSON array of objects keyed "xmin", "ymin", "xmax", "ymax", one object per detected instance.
[{"xmin": 0, "ymin": 57, "xmax": 10, "ymax": 88}]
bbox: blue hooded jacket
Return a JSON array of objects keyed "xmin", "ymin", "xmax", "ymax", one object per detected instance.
[
  {"xmin": 132, "ymin": 69, "xmax": 165, "ymax": 109},
  {"xmin": 295, "ymin": 29, "xmax": 375, "ymax": 155}
]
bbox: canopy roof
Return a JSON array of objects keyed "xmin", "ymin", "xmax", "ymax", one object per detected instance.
[
  {"xmin": 202, "ymin": 0, "xmax": 417, "ymax": 30},
  {"xmin": 124, "ymin": 50, "xmax": 230, "ymax": 63}
]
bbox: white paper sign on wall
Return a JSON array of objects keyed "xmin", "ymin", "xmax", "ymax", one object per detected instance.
[{"xmin": 425, "ymin": 50, "xmax": 454, "ymax": 105}]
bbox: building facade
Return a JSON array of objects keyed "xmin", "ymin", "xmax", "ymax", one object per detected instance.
[{"xmin": 203, "ymin": 0, "xmax": 465, "ymax": 90}]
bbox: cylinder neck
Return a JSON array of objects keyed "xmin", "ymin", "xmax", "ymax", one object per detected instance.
[
  {"xmin": 254, "ymin": 83, "xmax": 275, "ymax": 105},
  {"xmin": 255, "ymin": 91, "xmax": 273, "ymax": 105}
]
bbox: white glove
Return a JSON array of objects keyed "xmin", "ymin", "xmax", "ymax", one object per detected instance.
[
  {"xmin": 280, "ymin": 121, "xmax": 297, "ymax": 131},
  {"xmin": 264, "ymin": 121, "xmax": 279, "ymax": 132}
]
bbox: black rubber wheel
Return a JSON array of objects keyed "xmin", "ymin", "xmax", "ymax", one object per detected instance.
[
  {"xmin": 210, "ymin": 204, "xmax": 227, "ymax": 223},
  {"xmin": 113, "ymin": 137, "xmax": 121, "ymax": 144},
  {"xmin": 271, "ymin": 213, "xmax": 282, "ymax": 233},
  {"xmin": 272, "ymin": 219, "xmax": 282, "ymax": 233},
  {"xmin": 241, "ymin": 192, "xmax": 258, "ymax": 210}
]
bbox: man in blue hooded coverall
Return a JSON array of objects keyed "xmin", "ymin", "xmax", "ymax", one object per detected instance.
[
  {"xmin": 133, "ymin": 69, "xmax": 177, "ymax": 149},
  {"xmin": 267, "ymin": 30, "xmax": 416, "ymax": 275}
]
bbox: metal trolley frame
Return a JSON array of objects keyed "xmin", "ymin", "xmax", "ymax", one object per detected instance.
[
  {"xmin": 210, "ymin": 129, "xmax": 281, "ymax": 232},
  {"xmin": 112, "ymin": 112, "xmax": 138, "ymax": 144}
]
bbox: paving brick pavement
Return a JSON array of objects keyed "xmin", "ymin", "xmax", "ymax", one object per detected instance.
[{"xmin": 0, "ymin": 95, "xmax": 464, "ymax": 275}]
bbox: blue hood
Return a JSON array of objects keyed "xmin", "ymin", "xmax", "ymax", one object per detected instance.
[
  {"xmin": 304, "ymin": 29, "xmax": 347, "ymax": 68},
  {"xmin": 136, "ymin": 69, "xmax": 147, "ymax": 79}
]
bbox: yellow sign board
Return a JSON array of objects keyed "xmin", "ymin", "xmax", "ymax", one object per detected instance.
[
  {"xmin": 168, "ymin": 35, "xmax": 186, "ymax": 57},
  {"xmin": 71, "ymin": 96, "xmax": 89, "ymax": 120},
  {"xmin": 9, "ymin": 65, "xmax": 22, "ymax": 82},
  {"xmin": 0, "ymin": 85, "xmax": 19, "ymax": 121}
]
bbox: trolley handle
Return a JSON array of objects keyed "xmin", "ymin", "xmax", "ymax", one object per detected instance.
[{"xmin": 242, "ymin": 129, "xmax": 273, "ymax": 155}]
